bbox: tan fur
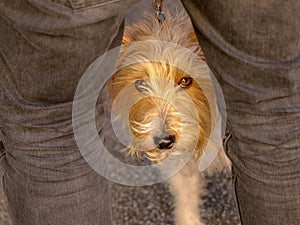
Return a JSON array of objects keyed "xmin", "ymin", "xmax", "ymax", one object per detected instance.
[{"xmin": 109, "ymin": 12, "xmax": 218, "ymax": 225}]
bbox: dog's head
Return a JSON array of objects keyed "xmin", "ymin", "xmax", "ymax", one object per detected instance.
[{"xmin": 109, "ymin": 14, "xmax": 212, "ymax": 162}]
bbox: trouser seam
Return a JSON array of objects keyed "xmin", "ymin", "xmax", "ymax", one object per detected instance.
[{"xmin": 233, "ymin": 167, "xmax": 245, "ymax": 225}]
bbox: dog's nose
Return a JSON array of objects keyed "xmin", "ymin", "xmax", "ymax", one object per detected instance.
[{"xmin": 154, "ymin": 135, "xmax": 175, "ymax": 149}]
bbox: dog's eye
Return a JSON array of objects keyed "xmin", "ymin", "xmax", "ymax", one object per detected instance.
[
  {"xmin": 178, "ymin": 77, "xmax": 193, "ymax": 88},
  {"xmin": 135, "ymin": 79, "xmax": 148, "ymax": 92}
]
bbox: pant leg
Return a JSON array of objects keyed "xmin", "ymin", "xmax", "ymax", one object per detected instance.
[
  {"xmin": 0, "ymin": 0, "xmax": 138, "ymax": 224},
  {"xmin": 182, "ymin": 1, "xmax": 300, "ymax": 224}
]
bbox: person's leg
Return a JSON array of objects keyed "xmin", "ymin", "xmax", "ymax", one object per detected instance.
[
  {"xmin": 0, "ymin": 0, "xmax": 138, "ymax": 224},
  {"xmin": 182, "ymin": 1, "xmax": 300, "ymax": 224}
]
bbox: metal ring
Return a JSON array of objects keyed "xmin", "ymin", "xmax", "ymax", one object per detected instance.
[{"xmin": 152, "ymin": 0, "xmax": 163, "ymax": 11}]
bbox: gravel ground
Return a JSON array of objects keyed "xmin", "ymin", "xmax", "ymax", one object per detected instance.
[
  {"xmin": 0, "ymin": 1, "xmax": 241, "ymax": 225},
  {"xmin": 109, "ymin": 170, "xmax": 241, "ymax": 225}
]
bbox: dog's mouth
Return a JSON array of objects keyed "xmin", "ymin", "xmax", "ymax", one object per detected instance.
[
  {"xmin": 123, "ymin": 134, "xmax": 179, "ymax": 163},
  {"xmin": 138, "ymin": 148, "xmax": 175, "ymax": 163}
]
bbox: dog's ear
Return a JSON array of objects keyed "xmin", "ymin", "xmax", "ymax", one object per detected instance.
[
  {"xmin": 189, "ymin": 31, "xmax": 199, "ymax": 43},
  {"xmin": 122, "ymin": 31, "xmax": 133, "ymax": 45},
  {"xmin": 189, "ymin": 31, "xmax": 206, "ymax": 62}
]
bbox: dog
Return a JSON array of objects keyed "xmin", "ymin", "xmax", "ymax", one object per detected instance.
[{"xmin": 108, "ymin": 10, "xmax": 227, "ymax": 225}]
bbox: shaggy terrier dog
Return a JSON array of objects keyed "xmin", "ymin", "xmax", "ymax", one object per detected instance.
[{"xmin": 109, "ymin": 11, "xmax": 225, "ymax": 225}]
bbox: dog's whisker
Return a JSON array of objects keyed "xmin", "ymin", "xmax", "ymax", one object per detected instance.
[{"xmin": 120, "ymin": 146, "xmax": 130, "ymax": 153}]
